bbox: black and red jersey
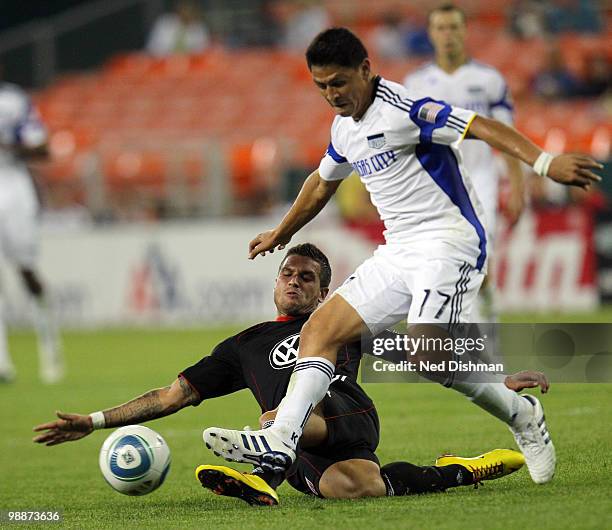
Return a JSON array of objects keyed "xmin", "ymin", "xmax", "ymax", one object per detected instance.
[{"xmin": 180, "ymin": 314, "xmax": 364, "ymax": 412}]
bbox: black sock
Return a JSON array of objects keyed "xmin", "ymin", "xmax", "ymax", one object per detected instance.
[
  {"xmin": 380, "ymin": 462, "xmax": 474, "ymax": 496},
  {"xmin": 436, "ymin": 464, "xmax": 474, "ymax": 487},
  {"xmin": 251, "ymin": 467, "xmax": 285, "ymax": 490}
]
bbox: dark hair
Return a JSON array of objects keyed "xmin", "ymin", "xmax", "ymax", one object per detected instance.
[
  {"xmin": 428, "ymin": 3, "xmax": 466, "ymax": 25},
  {"xmin": 306, "ymin": 27, "xmax": 368, "ymax": 70},
  {"xmin": 282, "ymin": 243, "xmax": 332, "ymax": 289}
]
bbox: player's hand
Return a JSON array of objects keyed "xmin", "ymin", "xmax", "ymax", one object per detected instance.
[
  {"xmin": 547, "ymin": 154, "xmax": 603, "ymax": 189},
  {"xmin": 504, "ymin": 371, "xmax": 549, "ymax": 394},
  {"xmin": 32, "ymin": 411, "xmax": 94, "ymax": 446},
  {"xmin": 248, "ymin": 230, "xmax": 291, "ymax": 259}
]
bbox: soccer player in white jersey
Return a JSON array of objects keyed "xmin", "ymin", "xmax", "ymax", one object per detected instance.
[
  {"xmin": 403, "ymin": 3, "xmax": 524, "ymax": 323},
  {"xmin": 204, "ymin": 28, "xmax": 602, "ymax": 484},
  {"xmin": 0, "ymin": 79, "xmax": 64, "ymax": 384}
]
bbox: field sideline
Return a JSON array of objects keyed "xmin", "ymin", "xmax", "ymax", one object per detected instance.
[{"xmin": 0, "ymin": 322, "xmax": 610, "ymax": 530}]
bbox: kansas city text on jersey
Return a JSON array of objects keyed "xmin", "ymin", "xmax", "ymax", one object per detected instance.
[{"xmin": 350, "ymin": 149, "xmax": 397, "ymax": 177}]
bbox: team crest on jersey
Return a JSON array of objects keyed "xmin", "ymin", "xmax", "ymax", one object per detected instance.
[
  {"xmin": 418, "ymin": 101, "xmax": 445, "ymax": 123},
  {"xmin": 367, "ymin": 133, "xmax": 386, "ymax": 149},
  {"xmin": 269, "ymin": 333, "xmax": 300, "ymax": 369}
]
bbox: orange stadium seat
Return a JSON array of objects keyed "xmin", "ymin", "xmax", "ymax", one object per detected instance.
[
  {"xmin": 104, "ymin": 53, "xmax": 155, "ymax": 79},
  {"xmin": 229, "ymin": 138, "xmax": 282, "ymax": 199},
  {"xmin": 35, "ymin": 32, "xmax": 610, "ymax": 209},
  {"xmin": 102, "ymin": 150, "xmax": 167, "ymax": 195},
  {"xmin": 230, "ymin": 143, "xmax": 257, "ymax": 198}
]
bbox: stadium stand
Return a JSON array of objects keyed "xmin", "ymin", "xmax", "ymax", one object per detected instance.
[{"xmin": 29, "ymin": 2, "xmax": 610, "ymax": 220}]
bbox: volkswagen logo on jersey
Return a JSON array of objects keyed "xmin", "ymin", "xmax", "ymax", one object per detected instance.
[{"xmin": 269, "ymin": 333, "xmax": 300, "ymax": 369}]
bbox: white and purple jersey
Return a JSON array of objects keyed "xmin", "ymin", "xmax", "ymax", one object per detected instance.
[
  {"xmin": 403, "ymin": 61, "xmax": 514, "ymax": 240},
  {"xmin": 318, "ymin": 76, "xmax": 487, "ymax": 271}
]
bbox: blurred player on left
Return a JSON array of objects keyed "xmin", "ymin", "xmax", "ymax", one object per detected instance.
[{"xmin": 0, "ymin": 77, "xmax": 63, "ymax": 383}]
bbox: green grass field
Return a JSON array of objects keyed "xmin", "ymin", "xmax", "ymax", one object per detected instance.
[{"xmin": 1, "ymin": 325, "xmax": 611, "ymax": 530}]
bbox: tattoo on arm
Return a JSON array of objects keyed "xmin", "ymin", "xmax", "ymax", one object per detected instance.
[
  {"xmin": 177, "ymin": 376, "xmax": 199, "ymax": 407},
  {"xmin": 102, "ymin": 378, "xmax": 199, "ymax": 428},
  {"xmin": 102, "ymin": 388, "xmax": 169, "ymax": 428}
]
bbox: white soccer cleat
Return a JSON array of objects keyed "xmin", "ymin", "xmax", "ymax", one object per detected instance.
[
  {"xmin": 510, "ymin": 394, "xmax": 556, "ymax": 484},
  {"xmin": 203, "ymin": 427, "xmax": 296, "ymax": 474}
]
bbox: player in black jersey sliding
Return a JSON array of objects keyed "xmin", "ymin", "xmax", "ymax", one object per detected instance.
[{"xmin": 33, "ymin": 243, "xmax": 543, "ymax": 505}]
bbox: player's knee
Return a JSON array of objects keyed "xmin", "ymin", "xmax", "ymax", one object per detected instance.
[{"xmin": 258, "ymin": 410, "xmax": 277, "ymax": 429}]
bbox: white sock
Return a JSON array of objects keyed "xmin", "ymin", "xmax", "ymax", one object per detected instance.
[
  {"xmin": 451, "ymin": 371, "xmax": 529, "ymax": 425},
  {"xmin": 31, "ymin": 296, "xmax": 63, "ymax": 375},
  {"xmin": 270, "ymin": 356, "xmax": 335, "ymax": 450},
  {"xmin": 0, "ymin": 296, "xmax": 16, "ymax": 376}
]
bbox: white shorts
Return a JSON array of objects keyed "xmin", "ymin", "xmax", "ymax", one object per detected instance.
[
  {"xmin": 334, "ymin": 243, "xmax": 485, "ymax": 336},
  {"xmin": 0, "ymin": 169, "xmax": 40, "ymax": 268}
]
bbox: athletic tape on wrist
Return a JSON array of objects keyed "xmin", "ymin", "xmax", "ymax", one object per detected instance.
[
  {"xmin": 533, "ymin": 152, "xmax": 554, "ymax": 177},
  {"xmin": 90, "ymin": 411, "xmax": 106, "ymax": 430}
]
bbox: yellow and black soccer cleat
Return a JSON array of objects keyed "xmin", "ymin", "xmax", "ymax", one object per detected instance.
[
  {"xmin": 435, "ymin": 448, "xmax": 526, "ymax": 483},
  {"xmin": 195, "ymin": 464, "xmax": 279, "ymax": 506}
]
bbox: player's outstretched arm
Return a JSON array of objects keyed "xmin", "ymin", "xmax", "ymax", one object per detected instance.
[
  {"xmin": 32, "ymin": 377, "xmax": 198, "ymax": 446},
  {"xmin": 467, "ymin": 116, "xmax": 603, "ymax": 189},
  {"xmin": 249, "ymin": 169, "xmax": 342, "ymax": 259}
]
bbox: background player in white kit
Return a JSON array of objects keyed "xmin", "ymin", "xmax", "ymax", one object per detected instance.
[
  {"xmin": 403, "ymin": 3, "xmax": 524, "ymax": 323},
  {"xmin": 0, "ymin": 77, "xmax": 63, "ymax": 384},
  {"xmin": 204, "ymin": 28, "xmax": 602, "ymax": 485}
]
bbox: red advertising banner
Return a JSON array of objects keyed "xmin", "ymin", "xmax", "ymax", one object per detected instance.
[{"xmin": 495, "ymin": 207, "xmax": 597, "ymax": 311}]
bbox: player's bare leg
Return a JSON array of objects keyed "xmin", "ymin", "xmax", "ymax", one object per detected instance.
[
  {"xmin": 320, "ymin": 459, "xmax": 386, "ymax": 498},
  {"xmin": 204, "ymin": 294, "xmax": 367, "ymax": 470},
  {"xmin": 20, "ymin": 267, "xmax": 64, "ymax": 383}
]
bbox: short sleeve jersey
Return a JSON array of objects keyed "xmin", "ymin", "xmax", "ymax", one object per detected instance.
[
  {"xmin": 180, "ymin": 315, "xmax": 363, "ymax": 412},
  {"xmin": 318, "ymin": 76, "xmax": 487, "ymax": 270}
]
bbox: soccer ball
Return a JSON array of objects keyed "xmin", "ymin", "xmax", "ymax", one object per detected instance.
[{"xmin": 99, "ymin": 425, "xmax": 171, "ymax": 496}]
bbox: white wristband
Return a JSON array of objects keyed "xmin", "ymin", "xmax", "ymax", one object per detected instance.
[
  {"xmin": 533, "ymin": 152, "xmax": 554, "ymax": 177},
  {"xmin": 90, "ymin": 411, "xmax": 106, "ymax": 430}
]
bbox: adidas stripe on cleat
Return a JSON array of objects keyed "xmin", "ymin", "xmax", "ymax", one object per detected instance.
[
  {"xmin": 203, "ymin": 426, "xmax": 296, "ymax": 472},
  {"xmin": 510, "ymin": 395, "xmax": 556, "ymax": 484},
  {"xmin": 436, "ymin": 448, "xmax": 525, "ymax": 483},
  {"xmin": 195, "ymin": 465, "xmax": 279, "ymax": 506}
]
